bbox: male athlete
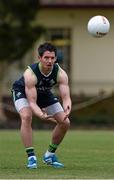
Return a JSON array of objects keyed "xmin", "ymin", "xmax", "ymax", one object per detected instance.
[{"xmin": 12, "ymin": 42, "xmax": 72, "ymax": 168}]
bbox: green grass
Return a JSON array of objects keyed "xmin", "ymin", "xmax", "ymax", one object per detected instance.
[{"xmin": 0, "ymin": 130, "xmax": 114, "ymax": 179}]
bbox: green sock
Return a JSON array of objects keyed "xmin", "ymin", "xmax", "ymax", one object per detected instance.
[
  {"xmin": 48, "ymin": 143, "xmax": 58, "ymax": 153},
  {"xmin": 26, "ymin": 147, "xmax": 35, "ymax": 157}
]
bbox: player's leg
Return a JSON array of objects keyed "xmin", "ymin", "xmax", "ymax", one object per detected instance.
[
  {"xmin": 12, "ymin": 90, "xmax": 37, "ymax": 168},
  {"xmin": 19, "ymin": 107, "xmax": 32, "ymax": 147},
  {"xmin": 52, "ymin": 112, "xmax": 70, "ymax": 145},
  {"xmin": 43, "ymin": 102, "xmax": 70, "ymax": 167},
  {"xmin": 19, "ymin": 106, "xmax": 37, "ymax": 168}
]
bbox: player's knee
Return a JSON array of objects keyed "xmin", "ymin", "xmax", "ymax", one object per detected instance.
[
  {"xmin": 61, "ymin": 118, "xmax": 70, "ymax": 129},
  {"xmin": 20, "ymin": 111, "xmax": 32, "ymax": 125},
  {"xmin": 65, "ymin": 118, "xmax": 70, "ymax": 128}
]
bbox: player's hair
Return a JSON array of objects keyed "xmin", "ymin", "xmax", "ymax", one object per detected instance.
[{"xmin": 38, "ymin": 42, "xmax": 57, "ymax": 57}]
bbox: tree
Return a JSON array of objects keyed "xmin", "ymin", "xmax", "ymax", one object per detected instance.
[{"xmin": 0, "ymin": 0, "xmax": 44, "ymax": 62}]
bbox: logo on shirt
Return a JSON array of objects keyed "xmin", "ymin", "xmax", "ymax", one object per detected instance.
[{"xmin": 16, "ymin": 92, "xmax": 21, "ymax": 97}]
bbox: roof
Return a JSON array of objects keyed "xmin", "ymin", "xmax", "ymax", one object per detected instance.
[{"xmin": 39, "ymin": 0, "xmax": 114, "ymax": 7}]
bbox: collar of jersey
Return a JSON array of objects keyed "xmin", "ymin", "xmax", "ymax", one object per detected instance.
[{"xmin": 38, "ymin": 63, "xmax": 53, "ymax": 77}]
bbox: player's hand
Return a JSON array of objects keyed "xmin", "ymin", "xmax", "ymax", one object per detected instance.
[
  {"xmin": 46, "ymin": 115, "xmax": 57, "ymax": 123},
  {"xmin": 40, "ymin": 110, "xmax": 56, "ymax": 123},
  {"xmin": 64, "ymin": 105, "xmax": 71, "ymax": 120},
  {"xmin": 41, "ymin": 114, "xmax": 57, "ymax": 123}
]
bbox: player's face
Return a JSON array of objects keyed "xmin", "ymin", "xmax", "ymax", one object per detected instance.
[{"xmin": 39, "ymin": 51, "xmax": 56, "ymax": 69}]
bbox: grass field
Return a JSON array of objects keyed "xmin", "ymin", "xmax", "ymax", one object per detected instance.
[{"xmin": 0, "ymin": 130, "xmax": 114, "ymax": 179}]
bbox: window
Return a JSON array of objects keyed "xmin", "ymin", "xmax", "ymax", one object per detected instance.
[{"xmin": 45, "ymin": 28, "xmax": 71, "ymax": 79}]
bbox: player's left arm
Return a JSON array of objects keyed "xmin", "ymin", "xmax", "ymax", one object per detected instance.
[{"xmin": 57, "ymin": 67, "xmax": 72, "ymax": 117}]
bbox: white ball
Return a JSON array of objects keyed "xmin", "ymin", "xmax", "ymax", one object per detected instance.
[{"xmin": 87, "ymin": 15, "xmax": 110, "ymax": 37}]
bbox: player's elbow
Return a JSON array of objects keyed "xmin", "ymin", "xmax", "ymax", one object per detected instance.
[{"xmin": 62, "ymin": 93, "xmax": 69, "ymax": 100}]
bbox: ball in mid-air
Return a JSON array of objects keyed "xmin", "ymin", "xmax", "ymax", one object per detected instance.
[{"xmin": 87, "ymin": 15, "xmax": 110, "ymax": 37}]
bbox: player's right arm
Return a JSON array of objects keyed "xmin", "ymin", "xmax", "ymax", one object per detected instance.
[
  {"xmin": 24, "ymin": 68, "xmax": 44, "ymax": 118},
  {"xmin": 24, "ymin": 68, "xmax": 56, "ymax": 123}
]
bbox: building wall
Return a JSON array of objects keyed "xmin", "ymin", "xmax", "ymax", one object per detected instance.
[{"xmin": 37, "ymin": 7, "xmax": 114, "ymax": 94}]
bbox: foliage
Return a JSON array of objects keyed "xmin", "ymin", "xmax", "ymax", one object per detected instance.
[{"xmin": 0, "ymin": 0, "xmax": 44, "ymax": 62}]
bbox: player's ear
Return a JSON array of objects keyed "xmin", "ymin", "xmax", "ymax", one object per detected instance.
[{"xmin": 54, "ymin": 56, "xmax": 57, "ymax": 62}]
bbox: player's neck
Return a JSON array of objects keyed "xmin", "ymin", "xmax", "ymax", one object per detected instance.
[{"xmin": 39, "ymin": 63, "xmax": 53, "ymax": 76}]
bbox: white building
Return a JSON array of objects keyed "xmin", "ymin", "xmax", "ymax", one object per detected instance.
[
  {"xmin": 37, "ymin": 0, "xmax": 114, "ymax": 95},
  {"xmin": 1, "ymin": 0, "xmax": 114, "ymax": 96}
]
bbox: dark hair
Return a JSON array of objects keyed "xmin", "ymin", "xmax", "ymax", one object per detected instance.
[{"xmin": 38, "ymin": 42, "xmax": 57, "ymax": 57}]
